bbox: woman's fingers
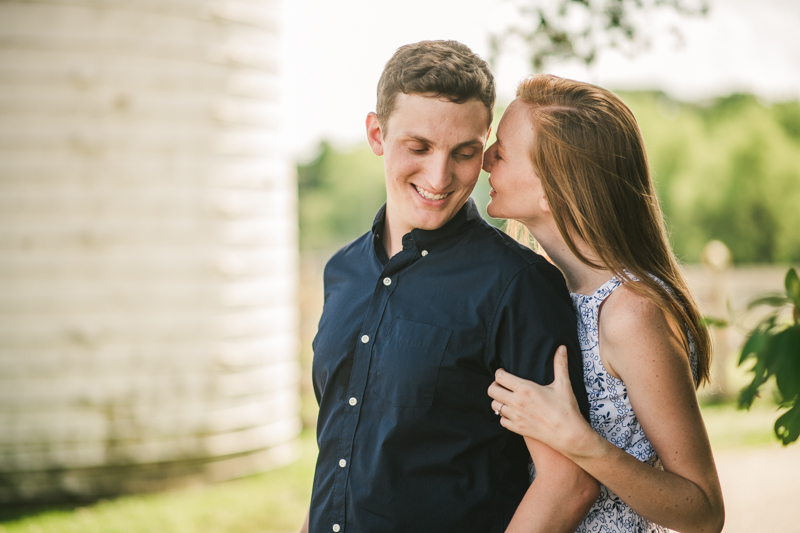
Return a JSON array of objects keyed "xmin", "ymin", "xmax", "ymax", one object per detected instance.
[
  {"xmin": 489, "ymin": 386, "xmax": 524, "ymax": 421},
  {"xmin": 491, "ymin": 399, "xmax": 507, "ymax": 416},
  {"xmin": 494, "ymin": 367, "xmax": 531, "ymax": 391},
  {"xmin": 487, "ymin": 381, "xmax": 514, "ymax": 404},
  {"xmin": 553, "ymin": 346, "xmax": 572, "ymax": 387},
  {"xmin": 497, "ymin": 345, "xmax": 571, "ymax": 393}
]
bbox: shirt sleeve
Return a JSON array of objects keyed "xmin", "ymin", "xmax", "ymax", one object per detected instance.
[{"xmin": 486, "ymin": 261, "xmax": 591, "ymax": 421}]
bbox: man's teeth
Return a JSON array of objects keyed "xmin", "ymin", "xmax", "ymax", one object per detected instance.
[{"xmin": 415, "ymin": 185, "xmax": 450, "ymax": 200}]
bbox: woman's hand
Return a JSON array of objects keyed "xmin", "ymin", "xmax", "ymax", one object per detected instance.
[{"xmin": 488, "ymin": 346, "xmax": 594, "ymax": 458}]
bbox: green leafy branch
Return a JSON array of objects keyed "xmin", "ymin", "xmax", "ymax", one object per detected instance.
[{"xmin": 715, "ymin": 268, "xmax": 800, "ymax": 445}]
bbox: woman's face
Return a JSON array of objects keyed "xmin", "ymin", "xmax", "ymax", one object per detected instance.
[{"xmin": 482, "ymin": 99, "xmax": 549, "ymax": 227}]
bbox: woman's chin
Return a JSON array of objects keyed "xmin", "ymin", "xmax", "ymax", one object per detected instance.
[{"xmin": 486, "ymin": 206, "xmax": 507, "ymax": 221}]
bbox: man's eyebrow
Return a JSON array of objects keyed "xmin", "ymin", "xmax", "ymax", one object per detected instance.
[
  {"xmin": 400, "ymin": 134, "xmax": 484, "ymax": 149},
  {"xmin": 453, "ymin": 139, "xmax": 485, "ymax": 149},
  {"xmin": 399, "ymin": 134, "xmax": 432, "ymax": 144}
]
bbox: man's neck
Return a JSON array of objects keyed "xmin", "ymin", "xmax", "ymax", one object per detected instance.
[{"xmin": 381, "ymin": 212, "xmax": 408, "ymax": 259}]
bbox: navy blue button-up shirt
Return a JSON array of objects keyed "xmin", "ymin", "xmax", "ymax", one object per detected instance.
[{"xmin": 310, "ymin": 199, "xmax": 589, "ymax": 533}]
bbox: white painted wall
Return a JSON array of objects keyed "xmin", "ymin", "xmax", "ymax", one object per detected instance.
[{"xmin": 0, "ymin": 0, "xmax": 300, "ymax": 502}]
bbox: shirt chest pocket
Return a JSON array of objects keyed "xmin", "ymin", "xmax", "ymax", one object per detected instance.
[{"xmin": 375, "ymin": 319, "xmax": 453, "ymax": 408}]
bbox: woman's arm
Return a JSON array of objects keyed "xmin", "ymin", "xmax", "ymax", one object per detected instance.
[
  {"xmin": 506, "ymin": 439, "xmax": 598, "ymax": 533},
  {"xmin": 488, "ymin": 288, "xmax": 724, "ymax": 533}
]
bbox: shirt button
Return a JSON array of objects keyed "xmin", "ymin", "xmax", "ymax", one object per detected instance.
[
  {"xmin": 348, "ymin": 397, "xmax": 357, "ymax": 406},
  {"xmin": 332, "ymin": 525, "xmax": 341, "ymax": 532},
  {"xmin": 421, "ymin": 250, "xmax": 428, "ymax": 257},
  {"xmin": 360, "ymin": 334, "xmax": 369, "ymax": 344},
  {"xmin": 383, "ymin": 277, "xmax": 392, "ymax": 286},
  {"xmin": 339, "ymin": 459, "xmax": 347, "ymax": 468}
]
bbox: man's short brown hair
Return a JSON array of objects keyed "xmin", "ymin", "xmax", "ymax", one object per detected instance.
[{"xmin": 376, "ymin": 40, "xmax": 496, "ymax": 132}]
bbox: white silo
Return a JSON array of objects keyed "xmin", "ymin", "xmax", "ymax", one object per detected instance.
[{"xmin": 0, "ymin": 0, "xmax": 301, "ymax": 502}]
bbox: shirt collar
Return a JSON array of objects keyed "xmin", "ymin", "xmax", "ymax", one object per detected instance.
[{"xmin": 371, "ymin": 197, "xmax": 483, "ymax": 254}]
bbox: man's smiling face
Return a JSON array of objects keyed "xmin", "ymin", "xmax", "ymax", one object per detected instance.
[{"xmin": 367, "ymin": 93, "xmax": 490, "ymax": 237}]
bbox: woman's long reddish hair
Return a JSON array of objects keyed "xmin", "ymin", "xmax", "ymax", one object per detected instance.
[{"xmin": 509, "ymin": 74, "xmax": 712, "ymax": 386}]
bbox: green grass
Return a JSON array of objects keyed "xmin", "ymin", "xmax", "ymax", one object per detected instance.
[
  {"xmin": 0, "ymin": 398, "xmax": 784, "ymax": 533},
  {"xmin": 0, "ymin": 430, "xmax": 318, "ymax": 533}
]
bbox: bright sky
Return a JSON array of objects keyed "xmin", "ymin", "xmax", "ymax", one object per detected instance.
[{"xmin": 278, "ymin": 0, "xmax": 800, "ymax": 160}]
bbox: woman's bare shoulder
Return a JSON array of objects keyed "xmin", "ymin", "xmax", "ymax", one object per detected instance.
[
  {"xmin": 602, "ymin": 284, "xmax": 676, "ymax": 336},
  {"xmin": 599, "ymin": 283, "xmax": 685, "ymax": 373}
]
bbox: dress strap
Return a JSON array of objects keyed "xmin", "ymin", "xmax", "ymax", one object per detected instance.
[{"xmin": 591, "ymin": 276, "xmax": 623, "ymax": 304}]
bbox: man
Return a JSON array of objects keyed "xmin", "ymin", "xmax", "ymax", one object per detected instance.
[{"xmin": 302, "ymin": 40, "xmax": 597, "ymax": 533}]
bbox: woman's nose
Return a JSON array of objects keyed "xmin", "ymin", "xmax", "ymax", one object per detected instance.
[{"xmin": 482, "ymin": 147, "xmax": 494, "ymax": 173}]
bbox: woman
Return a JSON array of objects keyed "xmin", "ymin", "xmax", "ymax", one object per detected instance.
[{"xmin": 484, "ymin": 75, "xmax": 725, "ymax": 533}]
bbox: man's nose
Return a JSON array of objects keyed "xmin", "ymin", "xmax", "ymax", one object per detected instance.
[{"xmin": 425, "ymin": 153, "xmax": 453, "ymax": 191}]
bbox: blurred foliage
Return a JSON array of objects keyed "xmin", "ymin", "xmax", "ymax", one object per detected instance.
[
  {"xmin": 733, "ymin": 268, "xmax": 800, "ymax": 445},
  {"xmin": 489, "ymin": 0, "xmax": 708, "ymax": 72},
  {"xmin": 297, "ymin": 141, "xmax": 386, "ymax": 250},
  {"xmin": 624, "ymin": 92, "xmax": 800, "ymax": 264},
  {"xmin": 297, "ymin": 93, "xmax": 800, "ymax": 264}
]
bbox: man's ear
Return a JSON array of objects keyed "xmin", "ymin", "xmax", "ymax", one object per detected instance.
[{"xmin": 366, "ymin": 112, "xmax": 384, "ymax": 156}]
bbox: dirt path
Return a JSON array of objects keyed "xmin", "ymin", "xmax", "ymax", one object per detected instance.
[{"xmin": 715, "ymin": 443, "xmax": 800, "ymax": 532}]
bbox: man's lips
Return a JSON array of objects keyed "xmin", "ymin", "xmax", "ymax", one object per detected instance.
[{"xmin": 414, "ymin": 184, "xmax": 451, "ymax": 201}]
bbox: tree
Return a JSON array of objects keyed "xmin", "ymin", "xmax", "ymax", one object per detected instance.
[{"xmin": 490, "ymin": 0, "xmax": 709, "ymax": 72}]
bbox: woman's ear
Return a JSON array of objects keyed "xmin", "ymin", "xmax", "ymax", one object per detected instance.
[
  {"xmin": 539, "ymin": 194, "xmax": 550, "ymax": 213},
  {"xmin": 365, "ymin": 112, "xmax": 384, "ymax": 156}
]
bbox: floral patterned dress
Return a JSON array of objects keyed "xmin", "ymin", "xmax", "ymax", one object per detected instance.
[{"xmin": 571, "ymin": 276, "xmax": 697, "ymax": 533}]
